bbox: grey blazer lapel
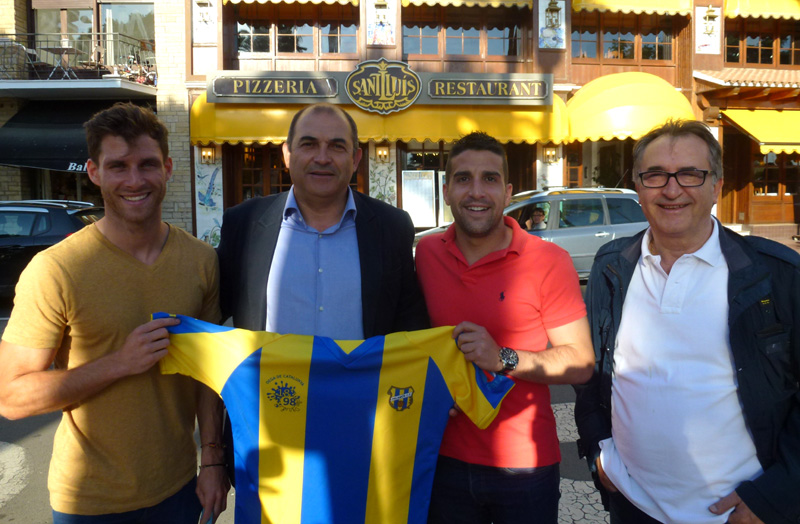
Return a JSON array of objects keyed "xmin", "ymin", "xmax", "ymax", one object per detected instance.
[{"xmin": 245, "ymin": 192, "xmax": 288, "ymax": 330}]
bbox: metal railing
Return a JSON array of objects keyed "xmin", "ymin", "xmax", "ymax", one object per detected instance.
[{"xmin": 0, "ymin": 33, "xmax": 156, "ymax": 84}]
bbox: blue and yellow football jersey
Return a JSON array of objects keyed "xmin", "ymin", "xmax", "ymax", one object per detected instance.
[{"xmin": 155, "ymin": 313, "xmax": 513, "ymax": 524}]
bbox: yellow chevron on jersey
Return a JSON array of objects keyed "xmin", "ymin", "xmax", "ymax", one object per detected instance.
[{"xmin": 155, "ymin": 313, "xmax": 514, "ymax": 524}]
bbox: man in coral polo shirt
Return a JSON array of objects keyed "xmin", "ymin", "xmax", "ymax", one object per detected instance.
[{"xmin": 415, "ymin": 132, "xmax": 594, "ymax": 524}]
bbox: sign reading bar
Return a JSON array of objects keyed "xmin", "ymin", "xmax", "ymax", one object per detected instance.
[{"xmin": 207, "ymin": 64, "xmax": 552, "ymax": 109}]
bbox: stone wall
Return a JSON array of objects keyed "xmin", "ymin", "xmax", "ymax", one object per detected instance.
[
  {"xmin": 0, "ymin": 0, "xmax": 27, "ymax": 34},
  {"xmin": 0, "ymin": 99, "xmax": 23, "ymax": 200},
  {"xmin": 155, "ymin": 0, "xmax": 193, "ymax": 233}
]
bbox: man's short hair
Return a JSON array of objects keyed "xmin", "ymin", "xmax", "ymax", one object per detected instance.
[
  {"xmin": 286, "ymin": 103, "xmax": 360, "ymax": 158},
  {"xmin": 445, "ymin": 131, "xmax": 509, "ymax": 184},
  {"xmin": 533, "ymin": 208, "xmax": 545, "ymax": 216},
  {"xmin": 632, "ymin": 119, "xmax": 723, "ymax": 183},
  {"xmin": 84, "ymin": 102, "xmax": 168, "ymax": 163}
]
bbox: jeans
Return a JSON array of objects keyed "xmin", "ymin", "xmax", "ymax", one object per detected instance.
[
  {"xmin": 427, "ymin": 455, "xmax": 560, "ymax": 524},
  {"xmin": 52, "ymin": 477, "xmax": 201, "ymax": 524},
  {"xmin": 608, "ymin": 491, "xmax": 664, "ymax": 524}
]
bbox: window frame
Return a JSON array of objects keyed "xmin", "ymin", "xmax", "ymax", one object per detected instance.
[
  {"xmin": 402, "ymin": 4, "xmax": 528, "ymax": 63},
  {"xmin": 571, "ymin": 11, "xmax": 675, "ymax": 64},
  {"xmin": 725, "ymin": 17, "xmax": 800, "ymax": 68},
  {"xmin": 234, "ymin": 3, "xmax": 360, "ymax": 60}
]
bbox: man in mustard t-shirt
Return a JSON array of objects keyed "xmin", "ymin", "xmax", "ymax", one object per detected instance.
[{"xmin": 0, "ymin": 103, "xmax": 228, "ymax": 523}]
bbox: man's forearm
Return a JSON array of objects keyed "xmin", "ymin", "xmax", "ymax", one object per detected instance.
[
  {"xmin": 0, "ymin": 353, "xmax": 130, "ymax": 420},
  {"xmin": 511, "ymin": 344, "xmax": 595, "ymax": 385}
]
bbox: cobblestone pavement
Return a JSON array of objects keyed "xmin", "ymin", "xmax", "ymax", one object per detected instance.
[{"xmin": 552, "ymin": 388, "xmax": 609, "ymax": 524}]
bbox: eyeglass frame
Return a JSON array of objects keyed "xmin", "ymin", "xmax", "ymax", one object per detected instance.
[{"xmin": 636, "ymin": 169, "xmax": 713, "ymax": 188}]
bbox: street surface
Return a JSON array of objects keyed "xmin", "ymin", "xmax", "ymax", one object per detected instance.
[{"xmin": 0, "ymin": 296, "xmax": 606, "ymax": 523}]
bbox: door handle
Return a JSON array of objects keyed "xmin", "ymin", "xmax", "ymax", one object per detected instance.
[{"xmin": 594, "ymin": 231, "xmax": 610, "ymax": 237}]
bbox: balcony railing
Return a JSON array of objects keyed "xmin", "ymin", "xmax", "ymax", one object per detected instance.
[{"xmin": 0, "ymin": 33, "xmax": 156, "ymax": 85}]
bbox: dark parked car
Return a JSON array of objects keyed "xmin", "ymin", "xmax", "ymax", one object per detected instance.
[
  {"xmin": 415, "ymin": 188, "xmax": 648, "ymax": 279},
  {"xmin": 0, "ymin": 200, "xmax": 104, "ymax": 297}
]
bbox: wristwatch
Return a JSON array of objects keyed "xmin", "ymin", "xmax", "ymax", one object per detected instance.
[{"xmin": 499, "ymin": 347, "xmax": 519, "ymax": 375}]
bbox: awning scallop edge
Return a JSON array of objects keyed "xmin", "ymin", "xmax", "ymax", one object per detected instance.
[
  {"xmin": 572, "ymin": 0, "xmax": 691, "ymax": 15},
  {"xmin": 190, "ymin": 93, "xmax": 568, "ymax": 145},
  {"xmin": 402, "ymin": 0, "xmax": 531, "ymax": 7},
  {"xmin": 224, "ymin": 0, "xmax": 358, "ymax": 6},
  {"xmin": 724, "ymin": 0, "xmax": 800, "ymax": 20}
]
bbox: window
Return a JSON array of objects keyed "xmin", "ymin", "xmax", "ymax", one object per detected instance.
[
  {"xmin": 0, "ymin": 212, "xmax": 38, "ymax": 237},
  {"xmin": 753, "ymin": 153, "xmax": 779, "ymax": 195},
  {"xmin": 35, "ymin": 8, "xmax": 94, "ymax": 56},
  {"xmin": 402, "ymin": 5, "xmax": 526, "ymax": 59},
  {"xmin": 239, "ymin": 145, "xmax": 291, "ymax": 201},
  {"xmin": 559, "ymin": 199, "xmax": 604, "ymax": 228},
  {"xmin": 571, "ymin": 11, "xmax": 598, "ymax": 58},
  {"xmin": 571, "ymin": 12, "xmax": 674, "ymax": 61},
  {"xmin": 606, "ymin": 197, "xmax": 646, "ymax": 224},
  {"xmin": 753, "ymin": 152, "xmax": 800, "ymax": 197},
  {"xmin": 234, "ymin": 3, "xmax": 358, "ymax": 57},
  {"xmin": 726, "ymin": 18, "xmax": 800, "ymax": 67},
  {"xmin": 100, "ymin": 4, "xmax": 155, "ymax": 43},
  {"xmin": 238, "ymin": 22, "xmax": 271, "ymax": 53},
  {"xmin": 100, "ymin": 4, "xmax": 156, "ymax": 69},
  {"xmin": 321, "ymin": 9, "xmax": 357, "ymax": 54}
]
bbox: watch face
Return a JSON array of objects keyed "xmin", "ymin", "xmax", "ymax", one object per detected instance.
[{"xmin": 501, "ymin": 347, "xmax": 518, "ymax": 371}]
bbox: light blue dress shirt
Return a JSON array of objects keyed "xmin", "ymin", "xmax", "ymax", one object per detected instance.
[{"xmin": 266, "ymin": 187, "xmax": 364, "ymax": 339}]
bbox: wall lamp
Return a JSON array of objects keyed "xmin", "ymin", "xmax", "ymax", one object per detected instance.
[
  {"xmin": 376, "ymin": 145, "xmax": 390, "ymax": 163},
  {"xmin": 545, "ymin": 0, "xmax": 562, "ymax": 29},
  {"xmin": 543, "ymin": 146, "xmax": 558, "ymax": 164},
  {"xmin": 200, "ymin": 146, "xmax": 216, "ymax": 165}
]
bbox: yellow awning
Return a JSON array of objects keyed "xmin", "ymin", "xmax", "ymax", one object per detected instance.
[
  {"xmin": 224, "ymin": 0, "xmax": 357, "ymax": 5},
  {"xmin": 572, "ymin": 0, "xmax": 691, "ymax": 15},
  {"xmin": 402, "ymin": 0, "xmax": 530, "ymax": 7},
  {"xmin": 566, "ymin": 72, "xmax": 695, "ymax": 142},
  {"xmin": 724, "ymin": 0, "xmax": 800, "ymax": 20},
  {"xmin": 722, "ymin": 109, "xmax": 800, "ymax": 154},
  {"xmin": 190, "ymin": 93, "xmax": 568, "ymax": 145}
]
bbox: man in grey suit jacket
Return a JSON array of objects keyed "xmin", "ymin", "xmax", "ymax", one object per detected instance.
[{"xmin": 218, "ymin": 103, "xmax": 429, "ymax": 338}]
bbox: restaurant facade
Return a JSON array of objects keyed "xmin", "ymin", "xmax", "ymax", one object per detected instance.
[{"xmin": 2, "ymin": 0, "xmax": 799, "ymax": 238}]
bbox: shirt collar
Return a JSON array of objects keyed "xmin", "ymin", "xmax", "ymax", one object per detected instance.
[
  {"xmin": 440, "ymin": 216, "xmax": 524, "ymax": 265},
  {"xmin": 284, "ymin": 186, "xmax": 357, "ymax": 224},
  {"xmin": 642, "ymin": 217, "xmax": 724, "ymax": 267}
]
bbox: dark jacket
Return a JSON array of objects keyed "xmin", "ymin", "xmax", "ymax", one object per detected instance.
[
  {"xmin": 217, "ymin": 190, "xmax": 430, "ymax": 337},
  {"xmin": 574, "ymin": 224, "xmax": 800, "ymax": 524}
]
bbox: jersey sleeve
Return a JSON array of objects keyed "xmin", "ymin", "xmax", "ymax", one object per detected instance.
[
  {"xmin": 405, "ymin": 327, "xmax": 514, "ymax": 429},
  {"xmin": 155, "ymin": 313, "xmax": 266, "ymax": 395}
]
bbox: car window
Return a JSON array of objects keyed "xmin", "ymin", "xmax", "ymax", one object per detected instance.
[
  {"xmin": 72, "ymin": 209, "xmax": 104, "ymax": 226},
  {"xmin": 510, "ymin": 202, "xmax": 550, "ymax": 230},
  {"xmin": 559, "ymin": 198, "xmax": 604, "ymax": 228},
  {"xmin": 31, "ymin": 214, "xmax": 51, "ymax": 235},
  {"xmin": 0, "ymin": 212, "xmax": 37, "ymax": 237},
  {"xmin": 607, "ymin": 197, "xmax": 646, "ymax": 224}
]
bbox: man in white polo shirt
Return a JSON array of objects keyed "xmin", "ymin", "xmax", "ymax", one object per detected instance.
[{"xmin": 575, "ymin": 119, "xmax": 800, "ymax": 524}]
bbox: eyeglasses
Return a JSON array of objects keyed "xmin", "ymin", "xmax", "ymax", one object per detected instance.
[{"xmin": 637, "ymin": 169, "xmax": 712, "ymax": 188}]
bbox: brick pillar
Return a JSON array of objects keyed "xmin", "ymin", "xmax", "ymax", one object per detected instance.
[
  {"xmin": 0, "ymin": 0, "xmax": 28, "ymax": 34},
  {"xmin": 0, "ymin": 99, "xmax": 24, "ymax": 200},
  {"xmin": 155, "ymin": 0, "xmax": 194, "ymax": 233}
]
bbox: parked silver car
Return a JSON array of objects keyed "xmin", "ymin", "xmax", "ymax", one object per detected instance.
[{"xmin": 415, "ymin": 188, "xmax": 648, "ymax": 279}]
